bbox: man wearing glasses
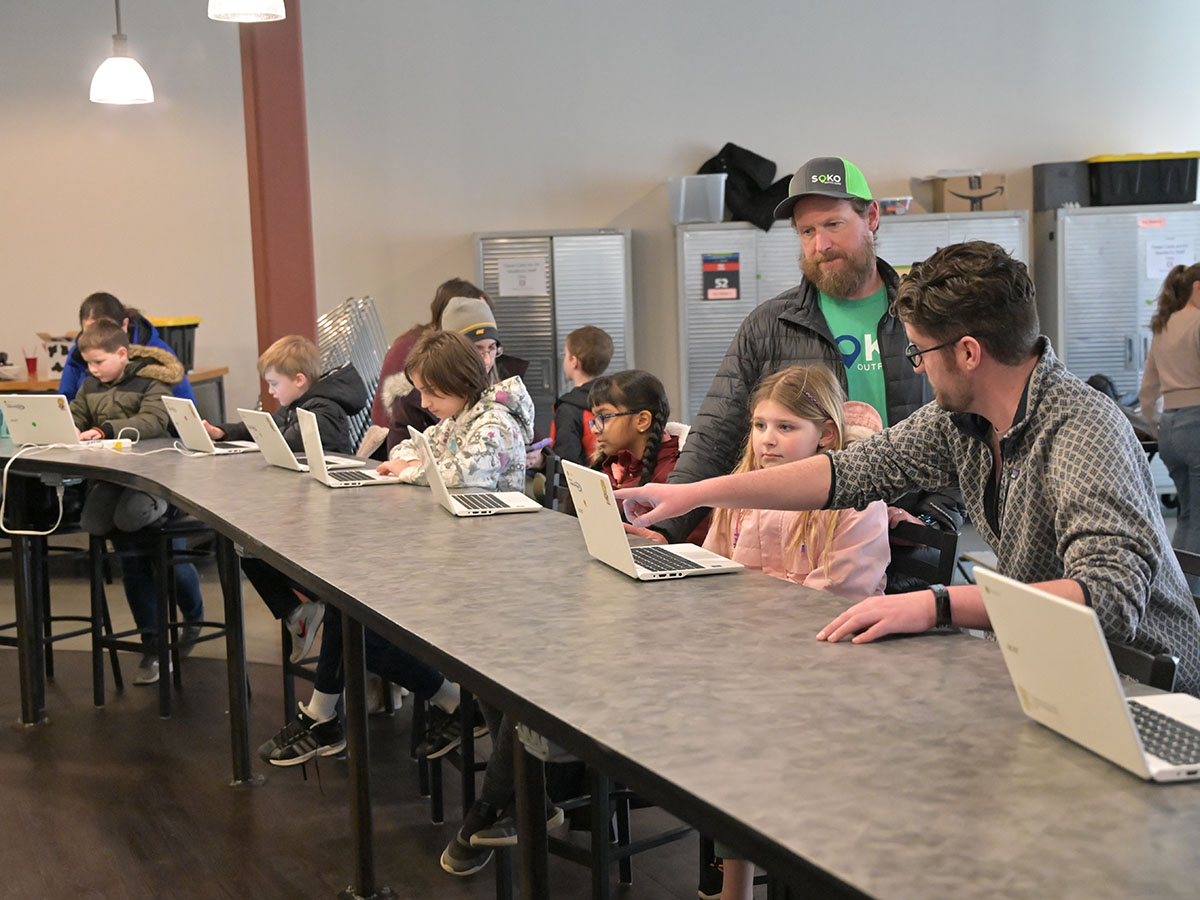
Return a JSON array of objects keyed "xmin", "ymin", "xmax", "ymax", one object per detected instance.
[
  {"xmin": 658, "ymin": 156, "xmax": 957, "ymax": 548},
  {"xmin": 618, "ymin": 241, "xmax": 1200, "ymax": 695}
]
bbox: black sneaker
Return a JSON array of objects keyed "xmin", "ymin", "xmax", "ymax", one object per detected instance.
[
  {"xmin": 440, "ymin": 828, "xmax": 493, "ymax": 876},
  {"xmin": 697, "ymin": 858, "xmax": 724, "ymax": 900},
  {"xmin": 469, "ymin": 800, "xmax": 564, "ymax": 847},
  {"xmin": 414, "ymin": 704, "xmax": 488, "ymax": 760},
  {"xmin": 257, "ymin": 708, "xmax": 346, "ymax": 767}
]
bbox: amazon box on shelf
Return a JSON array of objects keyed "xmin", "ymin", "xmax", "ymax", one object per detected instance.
[{"xmin": 926, "ymin": 172, "xmax": 1008, "ymax": 213}]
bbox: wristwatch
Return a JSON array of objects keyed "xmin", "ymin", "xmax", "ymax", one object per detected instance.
[{"xmin": 930, "ymin": 583, "xmax": 952, "ymax": 628}]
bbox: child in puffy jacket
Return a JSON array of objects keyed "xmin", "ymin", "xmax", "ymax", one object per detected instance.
[{"xmin": 378, "ymin": 329, "xmax": 534, "ymax": 490}]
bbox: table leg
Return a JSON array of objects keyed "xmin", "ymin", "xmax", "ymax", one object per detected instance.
[
  {"xmin": 215, "ymin": 535, "xmax": 258, "ymax": 785},
  {"xmin": 337, "ymin": 613, "xmax": 394, "ymax": 900},
  {"xmin": 515, "ymin": 731, "xmax": 550, "ymax": 900},
  {"xmin": 13, "ymin": 533, "xmax": 46, "ymax": 725}
]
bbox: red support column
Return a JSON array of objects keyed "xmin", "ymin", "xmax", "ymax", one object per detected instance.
[{"xmin": 238, "ymin": 0, "xmax": 317, "ymax": 376}]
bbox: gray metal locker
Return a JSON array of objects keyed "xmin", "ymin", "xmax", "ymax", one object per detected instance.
[
  {"xmin": 477, "ymin": 229, "xmax": 633, "ymax": 434},
  {"xmin": 1034, "ymin": 204, "xmax": 1200, "ymax": 496},
  {"xmin": 677, "ymin": 211, "xmax": 1030, "ymax": 422}
]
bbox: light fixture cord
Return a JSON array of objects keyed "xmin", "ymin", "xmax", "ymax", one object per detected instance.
[{"xmin": 113, "ymin": 0, "xmax": 123, "ymax": 37}]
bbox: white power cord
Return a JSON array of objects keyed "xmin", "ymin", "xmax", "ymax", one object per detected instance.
[
  {"xmin": 1, "ymin": 445, "xmax": 71, "ymax": 536},
  {"xmin": 1, "ymin": 427, "xmax": 149, "ymax": 535}
]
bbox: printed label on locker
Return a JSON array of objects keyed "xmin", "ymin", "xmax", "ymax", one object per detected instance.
[{"xmin": 702, "ymin": 252, "xmax": 740, "ymax": 300}]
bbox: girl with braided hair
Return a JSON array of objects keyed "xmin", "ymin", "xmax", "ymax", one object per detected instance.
[{"xmin": 586, "ymin": 370, "xmax": 709, "ymax": 544}]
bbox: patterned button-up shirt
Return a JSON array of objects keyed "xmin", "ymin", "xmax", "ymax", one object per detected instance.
[{"xmin": 827, "ymin": 339, "xmax": 1200, "ymax": 695}]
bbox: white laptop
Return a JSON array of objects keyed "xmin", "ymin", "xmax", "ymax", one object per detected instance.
[
  {"xmin": 976, "ymin": 568, "xmax": 1200, "ymax": 782},
  {"xmin": 162, "ymin": 396, "xmax": 258, "ymax": 455},
  {"xmin": 237, "ymin": 407, "xmax": 362, "ymax": 472},
  {"xmin": 405, "ymin": 424, "xmax": 541, "ymax": 516},
  {"xmin": 297, "ymin": 408, "xmax": 401, "ymax": 488},
  {"xmin": 0, "ymin": 394, "xmax": 124, "ymax": 449},
  {"xmin": 560, "ymin": 459, "xmax": 743, "ymax": 580}
]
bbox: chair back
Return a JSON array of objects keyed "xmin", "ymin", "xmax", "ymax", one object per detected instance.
[
  {"xmin": 666, "ymin": 421, "xmax": 690, "ymax": 450},
  {"xmin": 1106, "ymin": 641, "xmax": 1178, "ymax": 692},
  {"xmin": 541, "ymin": 452, "xmax": 577, "ymax": 516},
  {"xmin": 885, "ymin": 520, "xmax": 959, "ymax": 594},
  {"xmin": 317, "ymin": 296, "xmax": 389, "ymax": 452}
]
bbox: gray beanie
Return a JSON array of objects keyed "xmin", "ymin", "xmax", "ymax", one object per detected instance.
[{"xmin": 440, "ymin": 296, "xmax": 499, "ymax": 343}]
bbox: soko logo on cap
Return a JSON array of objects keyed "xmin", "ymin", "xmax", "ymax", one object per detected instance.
[{"xmin": 811, "ymin": 173, "xmax": 843, "ymax": 184}]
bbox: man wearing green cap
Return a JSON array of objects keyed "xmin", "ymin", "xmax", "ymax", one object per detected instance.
[{"xmin": 657, "ymin": 156, "xmax": 946, "ymax": 549}]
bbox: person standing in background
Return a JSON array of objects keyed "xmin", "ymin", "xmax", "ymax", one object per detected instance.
[{"xmin": 1139, "ymin": 262, "xmax": 1200, "ymax": 558}]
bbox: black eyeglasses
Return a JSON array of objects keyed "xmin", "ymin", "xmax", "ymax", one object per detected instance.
[
  {"xmin": 904, "ymin": 336, "xmax": 964, "ymax": 369},
  {"xmin": 588, "ymin": 410, "xmax": 638, "ymax": 434}
]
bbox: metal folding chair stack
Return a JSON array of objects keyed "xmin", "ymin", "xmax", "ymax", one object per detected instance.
[{"xmin": 316, "ymin": 296, "xmax": 389, "ymax": 451}]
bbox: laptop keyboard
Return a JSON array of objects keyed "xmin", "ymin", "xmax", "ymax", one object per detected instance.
[
  {"xmin": 455, "ymin": 493, "xmax": 509, "ymax": 511},
  {"xmin": 328, "ymin": 469, "xmax": 373, "ymax": 483},
  {"xmin": 1128, "ymin": 701, "xmax": 1200, "ymax": 765},
  {"xmin": 631, "ymin": 545, "xmax": 703, "ymax": 572}
]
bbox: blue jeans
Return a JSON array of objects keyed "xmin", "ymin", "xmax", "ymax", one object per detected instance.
[
  {"xmin": 1160, "ymin": 405, "xmax": 1200, "ymax": 557},
  {"xmin": 110, "ymin": 530, "xmax": 205, "ymax": 646}
]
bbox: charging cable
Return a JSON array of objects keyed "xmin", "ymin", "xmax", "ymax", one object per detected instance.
[{"xmin": 1, "ymin": 445, "xmax": 70, "ymax": 536}]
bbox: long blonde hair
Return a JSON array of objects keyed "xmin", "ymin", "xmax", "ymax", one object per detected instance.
[{"xmin": 710, "ymin": 366, "xmax": 848, "ymax": 563}]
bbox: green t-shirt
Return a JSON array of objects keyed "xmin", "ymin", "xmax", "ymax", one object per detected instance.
[{"xmin": 818, "ymin": 286, "xmax": 891, "ymax": 426}]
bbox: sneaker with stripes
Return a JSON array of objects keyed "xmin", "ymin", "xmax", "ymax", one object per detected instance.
[{"xmin": 257, "ymin": 706, "xmax": 345, "ymax": 767}]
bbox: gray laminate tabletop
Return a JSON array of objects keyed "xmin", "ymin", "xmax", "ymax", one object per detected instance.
[{"xmin": 5, "ymin": 439, "xmax": 1199, "ymax": 899}]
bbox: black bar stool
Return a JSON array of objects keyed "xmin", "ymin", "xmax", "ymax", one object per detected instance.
[{"xmin": 90, "ymin": 513, "xmax": 227, "ymax": 717}]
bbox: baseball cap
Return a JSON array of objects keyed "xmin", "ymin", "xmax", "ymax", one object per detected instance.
[
  {"xmin": 440, "ymin": 296, "xmax": 500, "ymax": 344},
  {"xmin": 772, "ymin": 156, "xmax": 873, "ymax": 220}
]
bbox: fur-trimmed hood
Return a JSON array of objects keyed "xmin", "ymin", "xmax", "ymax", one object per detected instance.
[
  {"xmin": 125, "ymin": 343, "xmax": 185, "ymax": 386},
  {"xmin": 377, "ymin": 370, "xmax": 415, "ymax": 419},
  {"xmin": 456, "ymin": 376, "xmax": 535, "ymax": 444}
]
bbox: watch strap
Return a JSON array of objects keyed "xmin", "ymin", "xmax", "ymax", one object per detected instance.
[{"xmin": 931, "ymin": 583, "xmax": 952, "ymax": 628}]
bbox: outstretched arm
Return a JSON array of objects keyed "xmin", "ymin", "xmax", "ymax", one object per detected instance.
[{"xmin": 616, "ymin": 453, "xmax": 834, "ymax": 527}]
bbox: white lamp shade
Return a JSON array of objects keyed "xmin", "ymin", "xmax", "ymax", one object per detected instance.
[
  {"xmin": 208, "ymin": 0, "xmax": 286, "ymax": 22},
  {"xmin": 90, "ymin": 55, "xmax": 154, "ymax": 104}
]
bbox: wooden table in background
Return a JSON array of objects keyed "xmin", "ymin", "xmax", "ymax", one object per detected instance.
[{"xmin": 0, "ymin": 366, "xmax": 229, "ymax": 422}]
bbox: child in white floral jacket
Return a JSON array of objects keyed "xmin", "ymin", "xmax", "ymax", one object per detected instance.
[{"xmin": 376, "ymin": 329, "xmax": 534, "ymax": 491}]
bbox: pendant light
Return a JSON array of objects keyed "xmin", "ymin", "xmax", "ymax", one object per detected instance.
[
  {"xmin": 90, "ymin": 0, "xmax": 154, "ymax": 104},
  {"xmin": 208, "ymin": 0, "xmax": 286, "ymax": 22}
]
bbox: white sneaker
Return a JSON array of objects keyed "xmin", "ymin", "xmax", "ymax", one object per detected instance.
[
  {"xmin": 286, "ymin": 601, "xmax": 325, "ymax": 664},
  {"xmin": 365, "ymin": 675, "xmax": 408, "ymax": 715},
  {"xmin": 132, "ymin": 653, "xmax": 171, "ymax": 685}
]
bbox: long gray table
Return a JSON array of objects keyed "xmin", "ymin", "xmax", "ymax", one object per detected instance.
[{"xmin": 4, "ymin": 439, "xmax": 1200, "ymax": 899}]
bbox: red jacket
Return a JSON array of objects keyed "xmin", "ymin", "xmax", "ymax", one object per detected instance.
[{"xmin": 599, "ymin": 433, "xmax": 709, "ymax": 544}]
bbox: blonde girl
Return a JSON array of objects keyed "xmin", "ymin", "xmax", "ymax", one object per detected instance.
[{"xmin": 705, "ymin": 364, "xmax": 890, "ymax": 599}]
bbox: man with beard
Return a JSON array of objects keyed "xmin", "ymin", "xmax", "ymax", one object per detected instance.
[
  {"xmin": 617, "ymin": 242, "xmax": 1200, "ymax": 696},
  {"xmin": 655, "ymin": 156, "xmax": 938, "ymax": 546}
]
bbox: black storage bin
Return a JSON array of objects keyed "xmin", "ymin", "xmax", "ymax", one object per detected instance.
[
  {"xmin": 150, "ymin": 317, "xmax": 199, "ymax": 371},
  {"xmin": 1089, "ymin": 156, "xmax": 1198, "ymax": 206},
  {"xmin": 1033, "ymin": 161, "xmax": 1090, "ymax": 211}
]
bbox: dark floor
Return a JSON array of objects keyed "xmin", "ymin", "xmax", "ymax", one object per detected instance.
[{"xmin": 0, "ymin": 647, "xmax": 709, "ymax": 900}]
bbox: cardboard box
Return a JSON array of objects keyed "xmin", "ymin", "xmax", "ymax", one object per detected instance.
[
  {"xmin": 928, "ymin": 173, "xmax": 1007, "ymax": 212},
  {"xmin": 36, "ymin": 332, "xmax": 73, "ymax": 377}
]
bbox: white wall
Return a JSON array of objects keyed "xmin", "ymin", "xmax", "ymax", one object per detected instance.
[
  {"xmin": 0, "ymin": 2, "xmax": 258, "ymax": 411},
  {"xmin": 301, "ymin": 0, "xmax": 1200, "ymax": 414},
  {"xmin": 4, "ymin": 1, "xmax": 1199, "ymax": 419}
]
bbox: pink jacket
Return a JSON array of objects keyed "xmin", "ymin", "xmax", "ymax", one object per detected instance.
[{"xmin": 703, "ymin": 502, "xmax": 890, "ymax": 601}]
